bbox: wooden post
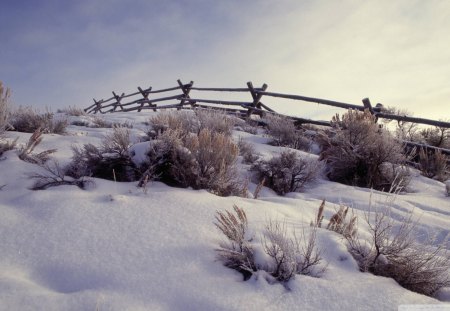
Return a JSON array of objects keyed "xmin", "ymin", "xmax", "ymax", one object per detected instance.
[
  {"xmin": 177, "ymin": 79, "xmax": 194, "ymax": 110},
  {"xmin": 92, "ymin": 99, "xmax": 101, "ymax": 114},
  {"xmin": 137, "ymin": 86, "xmax": 155, "ymax": 112},
  {"xmin": 246, "ymin": 82, "xmax": 268, "ymax": 117},
  {"xmin": 112, "ymin": 92, "xmax": 125, "ymax": 112},
  {"xmin": 362, "ymin": 98, "xmax": 374, "ymax": 114}
]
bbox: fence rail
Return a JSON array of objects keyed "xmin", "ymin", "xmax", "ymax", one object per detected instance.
[
  {"xmin": 84, "ymin": 79, "xmax": 450, "ymax": 155},
  {"xmin": 84, "ymin": 79, "xmax": 450, "ymax": 128}
]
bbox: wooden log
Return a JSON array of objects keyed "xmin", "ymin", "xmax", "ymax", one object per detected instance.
[
  {"xmin": 256, "ymin": 91, "xmax": 364, "ymax": 111},
  {"xmin": 376, "ymin": 113, "xmax": 450, "ymax": 128},
  {"xmin": 190, "ymin": 87, "xmax": 257, "ymax": 92},
  {"xmin": 182, "ymin": 98, "xmax": 251, "ymax": 106}
]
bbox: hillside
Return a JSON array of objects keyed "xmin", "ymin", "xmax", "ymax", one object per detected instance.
[{"xmin": 0, "ymin": 111, "xmax": 449, "ymax": 311}]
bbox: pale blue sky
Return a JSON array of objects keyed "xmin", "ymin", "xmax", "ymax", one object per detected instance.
[{"xmin": 1, "ymin": 0, "xmax": 449, "ymax": 120}]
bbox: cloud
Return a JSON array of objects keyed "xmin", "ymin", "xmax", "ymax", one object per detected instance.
[{"xmin": 1, "ymin": 0, "xmax": 449, "ymax": 121}]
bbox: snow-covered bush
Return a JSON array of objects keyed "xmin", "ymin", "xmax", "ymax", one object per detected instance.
[
  {"xmin": 263, "ymin": 220, "xmax": 324, "ymax": 282},
  {"xmin": 346, "ymin": 199, "xmax": 450, "ymax": 297},
  {"xmin": 67, "ymin": 127, "xmax": 138, "ymax": 182},
  {"xmin": 30, "ymin": 160, "xmax": 91, "ymax": 190},
  {"xmin": 10, "ymin": 107, "xmax": 68, "ymax": 134},
  {"xmin": 237, "ymin": 138, "xmax": 259, "ymax": 164},
  {"xmin": 0, "ymin": 81, "xmax": 10, "ymax": 136},
  {"xmin": 264, "ymin": 113, "xmax": 311, "ymax": 151},
  {"xmin": 142, "ymin": 128, "xmax": 241, "ymax": 196},
  {"xmin": 57, "ymin": 106, "xmax": 87, "ymax": 116},
  {"xmin": 148, "ymin": 111, "xmax": 196, "ymax": 138},
  {"xmin": 195, "ymin": 108, "xmax": 236, "ymax": 136},
  {"xmin": 419, "ymin": 148, "xmax": 449, "ymax": 182},
  {"xmin": 319, "ymin": 109, "xmax": 410, "ymax": 191},
  {"xmin": 215, "ymin": 205, "xmax": 325, "ymax": 283},
  {"xmin": 252, "ymin": 150, "xmax": 322, "ymax": 195},
  {"xmin": 421, "ymin": 125, "xmax": 449, "ymax": 149}
]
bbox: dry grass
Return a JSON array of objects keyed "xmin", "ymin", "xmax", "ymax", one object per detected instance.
[
  {"xmin": 18, "ymin": 128, "xmax": 57, "ymax": 164},
  {"xmin": 215, "ymin": 205, "xmax": 256, "ymax": 280}
]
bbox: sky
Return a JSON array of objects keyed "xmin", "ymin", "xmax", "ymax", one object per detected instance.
[{"xmin": 1, "ymin": 0, "xmax": 450, "ymax": 121}]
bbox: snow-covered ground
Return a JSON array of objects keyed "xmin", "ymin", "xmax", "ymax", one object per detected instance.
[{"xmin": 0, "ymin": 111, "xmax": 449, "ymax": 311}]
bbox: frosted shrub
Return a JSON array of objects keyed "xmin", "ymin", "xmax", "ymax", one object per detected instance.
[
  {"xmin": 215, "ymin": 205, "xmax": 325, "ymax": 283},
  {"xmin": 195, "ymin": 108, "xmax": 236, "ymax": 136},
  {"xmin": 57, "ymin": 106, "xmax": 87, "ymax": 116},
  {"xmin": 265, "ymin": 113, "xmax": 311, "ymax": 150},
  {"xmin": 263, "ymin": 220, "xmax": 324, "ymax": 282},
  {"xmin": 143, "ymin": 128, "xmax": 240, "ymax": 196},
  {"xmin": 421, "ymin": 125, "xmax": 449, "ymax": 149},
  {"xmin": 237, "ymin": 138, "xmax": 259, "ymax": 164},
  {"xmin": 67, "ymin": 127, "xmax": 138, "ymax": 182},
  {"xmin": 346, "ymin": 197, "xmax": 450, "ymax": 297},
  {"xmin": 319, "ymin": 109, "xmax": 410, "ymax": 191},
  {"xmin": 419, "ymin": 148, "xmax": 449, "ymax": 182},
  {"xmin": 253, "ymin": 150, "xmax": 322, "ymax": 195},
  {"xmin": 10, "ymin": 107, "xmax": 67, "ymax": 134},
  {"xmin": 30, "ymin": 160, "xmax": 91, "ymax": 190},
  {"xmin": 148, "ymin": 111, "xmax": 197, "ymax": 138},
  {"xmin": 0, "ymin": 81, "xmax": 11, "ymax": 136}
]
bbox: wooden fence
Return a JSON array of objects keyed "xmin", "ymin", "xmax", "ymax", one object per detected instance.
[{"xmin": 84, "ymin": 79, "xmax": 450, "ymax": 155}]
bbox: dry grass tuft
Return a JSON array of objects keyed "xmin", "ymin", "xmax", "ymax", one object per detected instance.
[{"xmin": 18, "ymin": 128, "xmax": 57, "ymax": 164}]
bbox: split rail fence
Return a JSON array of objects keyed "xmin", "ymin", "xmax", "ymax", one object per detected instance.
[{"xmin": 84, "ymin": 79, "xmax": 450, "ymax": 155}]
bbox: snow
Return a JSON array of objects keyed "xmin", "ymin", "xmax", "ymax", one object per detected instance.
[{"xmin": 0, "ymin": 111, "xmax": 449, "ymax": 310}]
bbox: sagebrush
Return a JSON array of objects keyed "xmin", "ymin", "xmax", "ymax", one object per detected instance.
[
  {"xmin": 252, "ymin": 150, "xmax": 322, "ymax": 195},
  {"xmin": 319, "ymin": 109, "xmax": 410, "ymax": 191},
  {"xmin": 10, "ymin": 107, "xmax": 67, "ymax": 134},
  {"xmin": 345, "ymin": 195, "xmax": 450, "ymax": 297},
  {"xmin": 215, "ymin": 205, "xmax": 325, "ymax": 283}
]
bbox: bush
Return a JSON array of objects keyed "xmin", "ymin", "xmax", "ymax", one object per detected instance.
[
  {"xmin": 67, "ymin": 127, "xmax": 138, "ymax": 182},
  {"xmin": 421, "ymin": 126, "xmax": 449, "ymax": 149},
  {"xmin": 57, "ymin": 106, "xmax": 87, "ymax": 116},
  {"xmin": 252, "ymin": 150, "xmax": 322, "ymax": 195},
  {"xmin": 143, "ymin": 128, "xmax": 241, "ymax": 196},
  {"xmin": 215, "ymin": 205, "xmax": 325, "ymax": 283},
  {"xmin": 346, "ymin": 197, "xmax": 450, "ymax": 297},
  {"xmin": 195, "ymin": 108, "xmax": 235, "ymax": 136},
  {"xmin": 237, "ymin": 138, "xmax": 259, "ymax": 164},
  {"xmin": 419, "ymin": 148, "xmax": 449, "ymax": 182},
  {"xmin": 10, "ymin": 107, "xmax": 67, "ymax": 134},
  {"xmin": 148, "ymin": 111, "xmax": 197, "ymax": 138},
  {"xmin": 263, "ymin": 220, "xmax": 324, "ymax": 282},
  {"xmin": 264, "ymin": 113, "xmax": 311, "ymax": 150},
  {"xmin": 0, "ymin": 81, "xmax": 11, "ymax": 136},
  {"xmin": 18, "ymin": 128, "xmax": 56, "ymax": 164},
  {"xmin": 30, "ymin": 160, "xmax": 91, "ymax": 190},
  {"xmin": 319, "ymin": 109, "xmax": 410, "ymax": 191}
]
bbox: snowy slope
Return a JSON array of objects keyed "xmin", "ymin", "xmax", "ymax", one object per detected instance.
[{"xmin": 0, "ymin": 111, "xmax": 449, "ymax": 311}]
